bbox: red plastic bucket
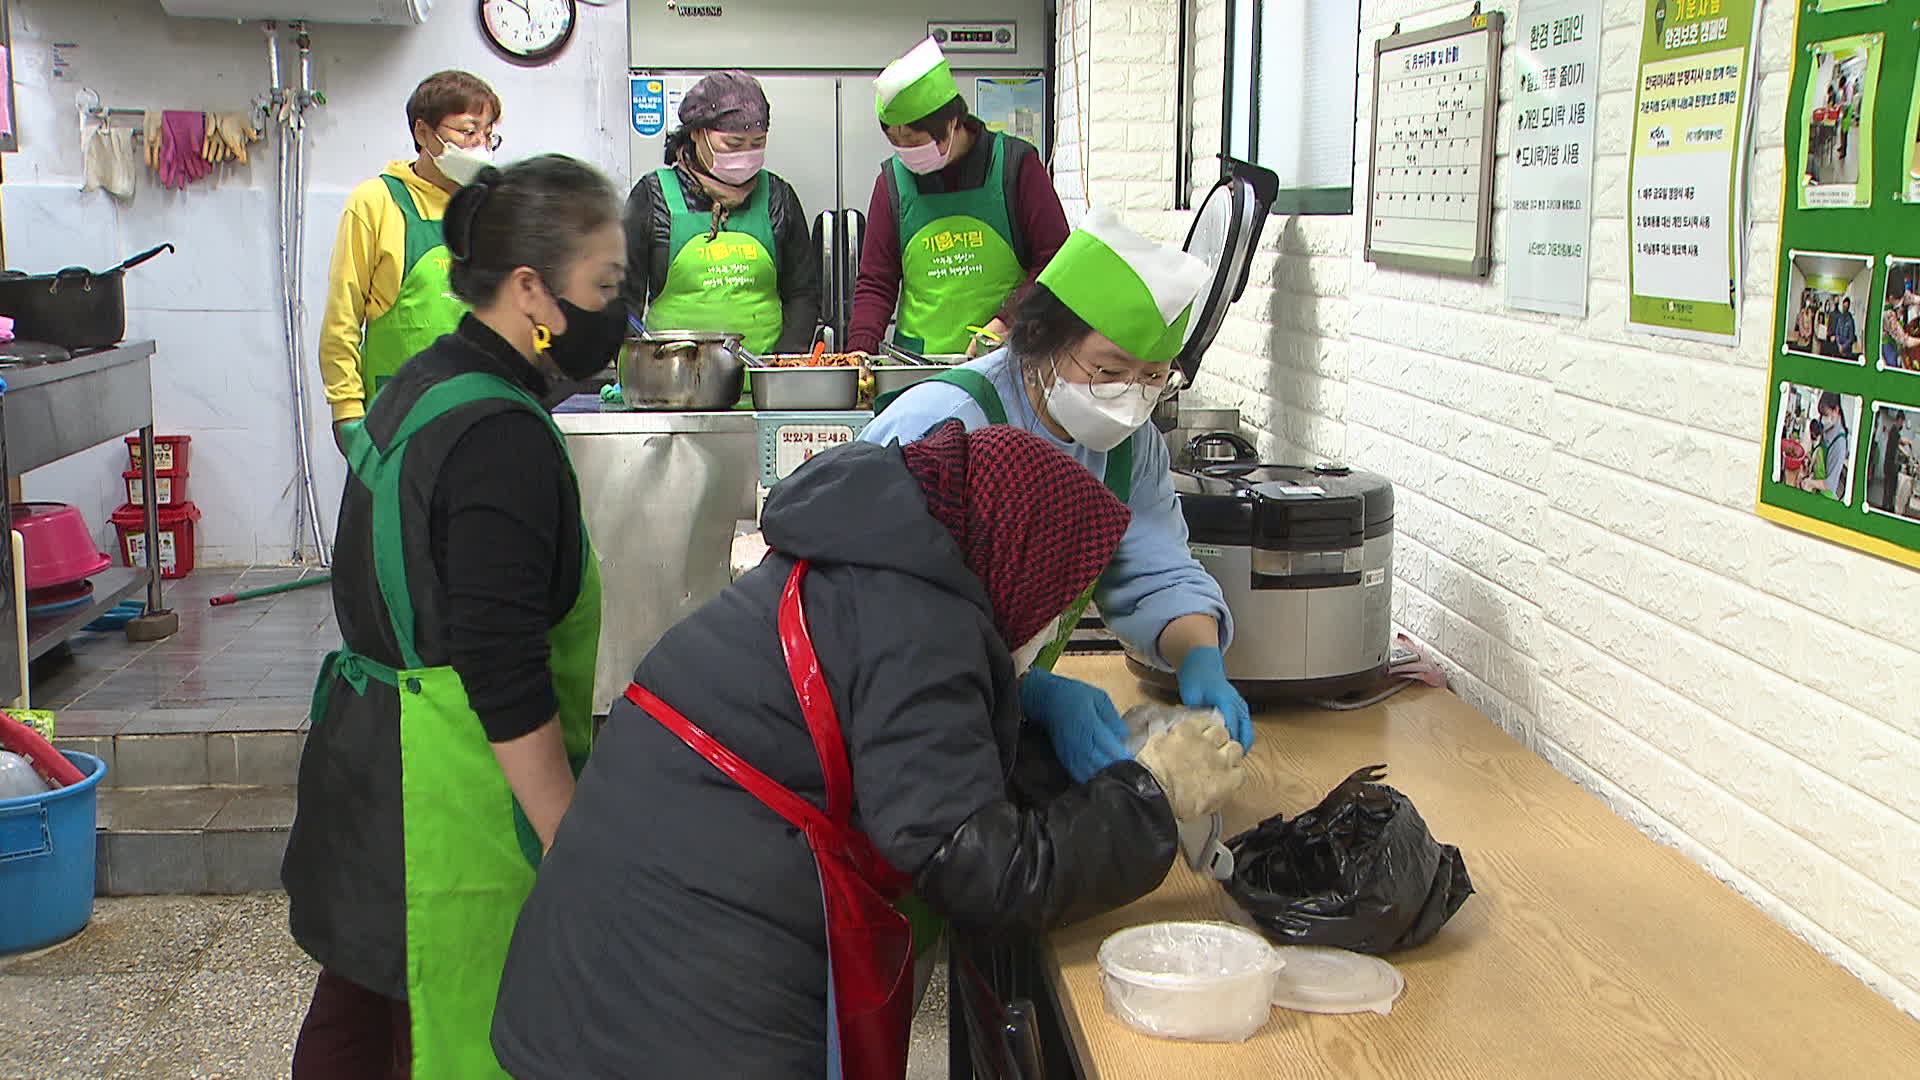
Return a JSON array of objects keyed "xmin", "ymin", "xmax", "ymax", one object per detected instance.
[
  {"xmin": 122, "ymin": 469, "xmax": 189, "ymax": 508},
  {"xmin": 123, "ymin": 434, "xmax": 191, "ymax": 474},
  {"xmin": 109, "ymin": 502, "xmax": 201, "ymax": 579}
]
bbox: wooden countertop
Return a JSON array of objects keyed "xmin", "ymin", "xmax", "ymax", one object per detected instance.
[{"xmin": 1043, "ymin": 657, "xmax": 1920, "ymax": 1078}]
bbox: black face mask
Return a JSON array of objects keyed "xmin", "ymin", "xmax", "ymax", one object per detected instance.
[{"xmin": 544, "ymin": 296, "xmax": 628, "ymax": 379}]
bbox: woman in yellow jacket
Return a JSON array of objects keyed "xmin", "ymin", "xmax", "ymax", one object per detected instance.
[{"xmin": 316, "ymin": 70, "xmax": 502, "ymax": 451}]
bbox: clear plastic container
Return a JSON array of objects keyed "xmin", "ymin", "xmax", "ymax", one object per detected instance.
[
  {"xmin": 0, "ymin": 750, "xmax": 51, "ymax": 800},
  {"xmin": 1098, "ymin": 921, "xmax": 1282, "ymax": 1042}
]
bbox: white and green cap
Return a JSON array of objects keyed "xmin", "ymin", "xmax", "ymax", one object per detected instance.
[
  {"xmin": 875, "ymin": 37, "xmax": 962, "ymax": 126},
  {"xmin": 1037, "ymin": 208, "xmax": 1213, "ymax": 365}
]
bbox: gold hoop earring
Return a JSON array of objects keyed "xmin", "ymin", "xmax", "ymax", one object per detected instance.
[{"xmin": 532, "ymin": 324, "xmax": 553, "ymax": 353}]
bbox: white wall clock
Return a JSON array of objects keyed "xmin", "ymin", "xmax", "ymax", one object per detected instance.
[{"xmin": 480, "ymin": 0, "xmax": 577, "ymax": 66}]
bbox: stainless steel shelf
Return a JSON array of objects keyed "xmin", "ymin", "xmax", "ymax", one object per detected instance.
[{"xmin": 26, "ymin": 567, "xmax": 150, "ymax": 660}]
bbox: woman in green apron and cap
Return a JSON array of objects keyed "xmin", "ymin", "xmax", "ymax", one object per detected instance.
[
  {"xmin": 623, "ymin": 70, "xmax": 820, "ymax": 405},
  {"xmin": 862, "ymin": 207, "xmax": 1253, "ymax": 772},
  {"xmin": 847, "ymin": 37, "xmax": 1070, "ymax": 357},
  {"xmin": 283, "ymin": 154, "xmax": 626, "ymax": 1079}
]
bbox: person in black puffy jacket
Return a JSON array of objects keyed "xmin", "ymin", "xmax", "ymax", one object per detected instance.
[
  {"xmin": 623, "ymin": 70, "xmax": 821, "ymax": 366},
  {"xmin": 492, "ymin": 422, "xmax": 1245, "ymax": 1079}
]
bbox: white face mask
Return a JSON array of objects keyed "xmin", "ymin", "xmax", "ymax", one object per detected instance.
[
  {"xmin": 1010, "ymin": 617, "xmax": 1061, "ymax": 676},
  {"xmin": 1044, "ymin": 372, "xmax": 1159, "ymax": 452},
  {"xmin": 434, "ymin": 140, "xmax": 494, "ymax": 186}
]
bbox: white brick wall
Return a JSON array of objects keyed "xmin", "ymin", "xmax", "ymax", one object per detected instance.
[{"xmin": 1060, "ymin": 0, "xmax": 1920, "ymax": 1016}]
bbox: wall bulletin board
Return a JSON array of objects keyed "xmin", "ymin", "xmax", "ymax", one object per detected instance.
[
  {"xmin": 1757, "ymin": 0, "xmax": 1920, "ymax": 570},
  {"xmin": 1363, "ymin": 11, "xmax": 1504, "ymax": 277}
]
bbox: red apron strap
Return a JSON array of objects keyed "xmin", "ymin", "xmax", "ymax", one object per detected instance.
[
  {"xmin": 622, "ymin": 682, "xmax": 826, "ymax": 836},
  {"xmin": 778, "ymin": 560, "xmax": 854, "ymax": 826}
]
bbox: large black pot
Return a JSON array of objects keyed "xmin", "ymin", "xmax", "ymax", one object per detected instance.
[{"xmin": 0, "ymin": 244, "xmax": 174, "ymax": 350}]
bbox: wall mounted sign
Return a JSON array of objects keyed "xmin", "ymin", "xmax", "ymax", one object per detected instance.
[
  {"xmin": 1758, "ymin": 0, "xmax": 1920, "ymax": 570},
  {"xmin": 1505, "ymin": 0, "xmax": 1601, "ymax": 316},
  {"xmin": 631, "ymin": 76, "xmax": 666, "ymax": 136},
  {"xmin": 1625, "ymin": 0, "xmax": 1762, "ymax": 343},
  {"xmin": 1363, "ymin": 11, "xmax": 1504, "ymax": 277}
]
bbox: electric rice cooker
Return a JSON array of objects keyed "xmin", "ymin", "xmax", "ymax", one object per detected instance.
[{"xmin": 1128, "ymin": 462, "xmax": 1395, "ymax": 700}]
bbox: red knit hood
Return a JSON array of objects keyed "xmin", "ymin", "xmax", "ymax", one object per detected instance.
[{"xmin": 900, "ymin": 421, "xmax": 1131, "ymax": 646}]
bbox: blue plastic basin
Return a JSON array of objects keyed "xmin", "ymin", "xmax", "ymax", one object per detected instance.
[{"xmin": 0, "ymin": 750, "xmax": 106, "ymax": 954}]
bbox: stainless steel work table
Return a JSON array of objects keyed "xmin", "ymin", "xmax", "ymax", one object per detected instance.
[
  {"xmin": 0, "ymin": 342, "xmax": 170, "ymax": 703},
  {"xmin": 554, "ymin": 404, "xmax": 757, "ymax": 715}
]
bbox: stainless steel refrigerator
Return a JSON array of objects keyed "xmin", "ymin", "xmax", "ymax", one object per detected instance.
[{"xmin": 627, "ymin": 0, "xmax": 1052, "ymax": 341}]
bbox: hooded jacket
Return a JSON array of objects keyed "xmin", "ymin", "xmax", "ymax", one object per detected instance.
[{"xmin": 492, "ymin": 440, "xmax": 1177, "ymax": 1079}]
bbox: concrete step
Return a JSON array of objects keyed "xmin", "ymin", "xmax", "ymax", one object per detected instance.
[
  {"xmin": 93, "ymin": 784, "xmax": 294, "ymax": 896},
  {"xmin": 55, "ymin": 723, "xmax": 306, "ymax": 789}
]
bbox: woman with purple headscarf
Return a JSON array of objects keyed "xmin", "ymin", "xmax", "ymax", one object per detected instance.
[{"xmin": 622, "ymin": 70, "xmax": 822, "ymax": 403}]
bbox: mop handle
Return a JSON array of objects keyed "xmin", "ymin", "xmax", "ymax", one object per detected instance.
[{"xmin": 209, "ymin": 574, "xmax": 332, "ymax": 607}]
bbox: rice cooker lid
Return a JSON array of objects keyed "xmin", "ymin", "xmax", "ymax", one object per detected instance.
[{"xmin": 1176, "ymin": 463, "xmax": 1394, "ymax": 550}]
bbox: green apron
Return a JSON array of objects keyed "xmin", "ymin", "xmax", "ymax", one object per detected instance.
[
  {"xmin": 874, "ymin": 366, "xmax": 1132, "ymax": 958},
  {"xmin": 360, "ymin": 175, "xmax": 468, "ymax": 400},
  {"xmin": 329, "ymin": 372, "xmax": 602, "ymax": 1078},
  {"xmin": 891, "ymin": 133, "xmax": 1025, "ymax": 355},
  {"xmin": 647, "ymin": 168, "xmax": 783, "ymax": 408}
]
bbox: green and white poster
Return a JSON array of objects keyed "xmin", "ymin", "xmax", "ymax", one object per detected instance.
[
  {"xmin": 1626, "ymin": 0, "xmax": 1763, "ymax": 343},
  {"xmin": 1759, "ymin": 1, "xmax": 1920, "ymax": 571}
]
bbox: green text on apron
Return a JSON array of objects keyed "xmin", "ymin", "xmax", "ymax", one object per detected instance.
[
  {"xmin": 891, "ymin": 134, "xmax": 1025, "ymax": 355},
  {"xmin": 646, "ymin": 168, "xmax": 783, "ymax": 407},
  {"xmin": 328, "ymin": 372, "xmax": 602, "ymax": 1078},
  {"xmin": 359, "ymin": 175, "xmax": 470, "ymax": 400},
  {"xmin": 872, "ymin": 366, "xmax": 1131, "ymax": 957}
]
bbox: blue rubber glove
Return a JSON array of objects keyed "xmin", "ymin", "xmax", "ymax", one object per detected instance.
[
  {"xmin": 1177, "ymin": 646, "xmax": 1254, "ymax": 750},
  {"xmin": 1018, "ymin": 669, "xmax": 1132, "ymax": 783}
]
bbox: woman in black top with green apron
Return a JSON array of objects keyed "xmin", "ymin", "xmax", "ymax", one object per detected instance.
[
  {"xmin": 283, "ymin": 154, "xmax": 626, "ymax": 1079},
  {"xmin": 623, "ymin": 71, "xmax": 821, "ymax": 405}
]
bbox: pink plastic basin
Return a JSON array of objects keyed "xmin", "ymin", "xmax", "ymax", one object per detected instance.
[{"xmin": 12, "ymin": 503, "xmax": 112, "ymax": 591}]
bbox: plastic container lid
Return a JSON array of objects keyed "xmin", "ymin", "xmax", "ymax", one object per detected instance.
[{"xmin": 1269, "ymin": 946, "xmax": 1406, "ymax": 1015}]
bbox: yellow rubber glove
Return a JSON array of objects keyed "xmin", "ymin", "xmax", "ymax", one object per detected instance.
[
  {"xmin": 203, "ymin": 116, "xmax": 222, "ymax": 163},
  {"xmin": 144, "ymin": 111, "xmax": 164, "ymax": 172},
  {"xmin": 217, "ymin": 113, "xmax": 254, "ymax": 165},
  {"xmin": 1135, "ymin": 713, "xmax": 1247, "ymax": 821}
]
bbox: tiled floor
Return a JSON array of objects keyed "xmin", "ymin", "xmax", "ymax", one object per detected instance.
[
  {"xmin": 0, "ymin": 894, "xmax": 952, "ymax": 1079},
  {"xmin": 31, "ymin": 566, "xmax": 333, "ymax": 721}
]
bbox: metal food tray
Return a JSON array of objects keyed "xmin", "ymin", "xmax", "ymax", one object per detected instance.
[{"xmin": 748, "ymin": 365, "xmax": 860, "ymax": 411}]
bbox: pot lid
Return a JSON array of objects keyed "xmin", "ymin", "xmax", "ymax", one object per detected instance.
[
  {"xmin": 1176, "ymin": 463, "xmax": 1394, "ymax": 550},
  {"xmin": 1270, "ymin": 946, "xmax": 1405, "ymax": 1016},
  {"xmin": 1171, "ymin": 158, "xmax": 1279, "ymax": 387}
]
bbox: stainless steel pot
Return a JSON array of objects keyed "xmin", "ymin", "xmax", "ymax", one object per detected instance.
[
  {"xmin": 617, "ymin": 330, "xmax": 746, "ymax": 411},
  {"xmin": 0, "ymin": 244, "xmax": 174, "ymax": 350}
]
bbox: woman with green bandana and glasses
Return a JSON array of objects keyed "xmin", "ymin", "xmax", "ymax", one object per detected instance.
[
  {"xmin": 861, "ymin": 207, "xmax": 1253, "ymax": 783},
  {"xmin": 848, "ymin": 36, "xmax": 1071, "ymax": 359}
]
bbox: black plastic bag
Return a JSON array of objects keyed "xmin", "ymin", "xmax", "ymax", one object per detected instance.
[{"xmin": 1224, "ymin": 765, "xmax": 1473, "ymax": 955}]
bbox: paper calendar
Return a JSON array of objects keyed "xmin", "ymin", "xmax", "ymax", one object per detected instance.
[{"xmin": 1365, "ymin": 13, "xmax": 1504, "ymax": 276}]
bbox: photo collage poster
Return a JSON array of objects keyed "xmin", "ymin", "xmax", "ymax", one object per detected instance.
[{"xmin": 1759, "ymin": 0, "xmax": 1920, "ymax": 569}]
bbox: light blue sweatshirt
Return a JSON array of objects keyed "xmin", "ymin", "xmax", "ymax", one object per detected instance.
[{"xmin": 858, "ymin": 350, "xmax": 1233, "ymax": 667}]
